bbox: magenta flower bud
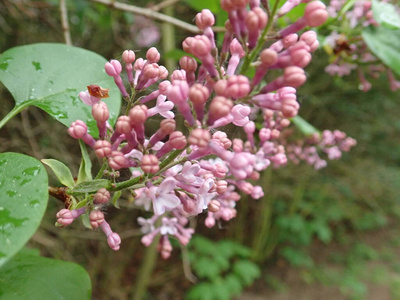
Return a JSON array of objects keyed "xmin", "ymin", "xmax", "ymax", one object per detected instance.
[
  {"xmin": 108, "ymin": 151, "xmax": 129, "ymax": 170},
  {"xmin": 68, "ymin": 120, "xmax": 87, "ymax": 139},
  {"xmin": 56, "ymin": 209, "xmax": 74, "ymax": 226},
  {"xmin": 216, "ymin": 180, "xmax": 228, "ymax": 194},
  {"xmin": 208, "ymin": 96, "xmax": 234, "ymax": 125},
  {"xmin": 246, "ymin": 7, "xmax": 268, "ymax": 48},
  {"xmin": 195, "ymin": 9, "xmax": 215, "ymax": 30},
  {"xmin": 189, "ymin": 83, "xmax": 209, "ymax": 121},
  {"xmin": 134, "ymin": 58, "xmax": 145, "ymax": 71},
  {"xmin": 214, "ymin": 79, "xmax": 229, "ymax": 97},
  {"xmin": 208, "ymin": 200, "xmax": 221, "ymax": 213},
  {"xmin": 166, "ymin": 80, "xmax": 195, "ymax": 126},
  {"xmin": 94, "ymin": 140, "xmax": 112, "ymax": 158},
  {"xmin": 56, "ymin": 207, "xmax": 85, "ymax": 227},
  {"xmin": 115, "ymin": 116, "xmax": 132, "ymax": 134},
  {"xmin": 170, "ymin": 69, "xmax": 186, "ymax": 82},
  {"xmin": 149, "ymin": 119, "xmax": 176, "ymax": 147},
  {"xmin": 122, "ymin": 50, "xmax": 136, "ymax": 64},
  {"xmin": 188, "ymin": 128, "xmax": 211, "ymax": 148},
  {"xmin": 105, "ymin": 60, "xmax": 122, "ymax": 77},
  {"xmin": 129, "ymin": 105, "xmax": 148, "ymax": 144},
  {"xmin": 251, "ymin": 185, "xmax": 264, "ymax": 199},
  {"xmin": 179, "ymin": 56, "xmax": 197, "ymax": 85},
  {"xmin": 305, "ymin": 1, "xmax": 328, "ymax": 27},
  {"xmin": 94, "ymin": 188, "xmax": 111, "ymax": 204},
  {"xmin": 107, "ymin": 232, "xmax": 121, "ymax": 251},
  {"xmin": 89, "ymin": 210, "xmax": 105, "ymax": 228},
  {"xmin": 227, "ymin": 75, "xmax": 250, "ymax": 99},
  {"xmin": 158, "ymin": 66, "xmax": 168, "ymax": 80},
  {"xmin": 300, "ymin": 31, "xmax": 319, "ymax": 52},
  {"xmin": 190, "ymin": 35, "xmax": 212, "ymax": 58},
  {"xmin": 146, "ymin": 47, "xmax": 161, "ymax": 63},
  {"xmin": 284, "ymin": 66, "xmax": 306, "ymax": 87},
  {"xmin": 92, "ymin": 102, "xmax": 110, "ymax": 123},
  {"xmin": 227, "ymin": 39, "xmax": 245, "ymax": 75},
  {"xmin": 141, "ymin": 154, "xmax": 160, "ymax": 174},
  {"xmin": 179, "ymin": 56, "xmax": 198, "ymax": 73},
  {"xmin": 169, "ymin": 131, "xmax": 187, "ymax": 149},
  {"xmin": 213, "ymin": 131, "xmax": 232, "ymax": 149}
]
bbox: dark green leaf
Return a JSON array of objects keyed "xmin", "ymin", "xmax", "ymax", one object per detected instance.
[
  {"xmin": 192, "ymin": 257, "xmax": 221, "ymax": 280},
  {"xmin": 77, "ymin": 140, "xmax": 92, "ymax": 184},
  {"xmin": 0, "ymin": 153, "xmax": 48, "ymax": 267},
  {"xmin": 362, "ymin": 26, "xmax": 400, "ymax": 76},
  {"xmin": 0, "ymin": 43, "xmax": 121, "ymax": 136},
  {"xmin": 71, "ymin": 179, "xmax": 111, "ymax": 194},
  {"xmin": 224, "ymin": 274, "xmax": 243, "ymax": 296},
  {"xmin": 372, "ymin": 0, "xmax": 400, "ymax": 30},
  {"xmin": 42, "ymin": 158, "xmax": 75, "ymax": 189},
  {"xmin": 185, "ymin": 282, "xmax": 214, "ymax": 300},
  {"xmin": 0, "ymin": 251, "xmax": 91, "ymax": 299}
]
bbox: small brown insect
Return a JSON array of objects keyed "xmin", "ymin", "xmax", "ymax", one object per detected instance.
[
  {"xmin": 87, "ymin": 84, "xmax": 110, "ymax": 98},
  {"xmin": 333, "ymin": 35, "xmax": 352, "ymax": 55}
]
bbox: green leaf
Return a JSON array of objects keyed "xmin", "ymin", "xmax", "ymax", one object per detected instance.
[
  {"xmin": 72, "ymin": 179, "xmax": 111, "ymax": 194},
  {"xmin": 192, "ymin": 257, "xmax": 221, "ymax": 280},
  {"xmin": 291, "ymin": 116, "xmax": 319, "ymax": 136},
  {"xmin": 0, "ymin": 251, "xmax": 91, "ymax": 299},
  {"xmin": 0, "ymin": 153, "xmax": 48, "ymax": 267},
  {"xmin": 111, "ymin": 190, "xmax": 122, "ymax": 208},
  {"xmin": 41, "ymin": 158, "xmax": 75, "ymax": 189},
  {"xmin": 224, "ymin": 274, "xmax": 243, "ymax": 296},
  {"xmin": 77, "ymin": 140, "xmax": 92, "ymax": 184},
  {"xmin": 372, "ymin": 0, "xmax": 400, "ymax": 30},
  {"xmin": 185, "ymin": 282, "xmax": 214, "ymax": 300},
  {"xmin": 182, "ymin": 0, "xmax": 220, "ymax": 13},
  {"xmin": 232, "ymin": 260, "xmax": 261, "ymax": 286},
  {"xmin": 0, "ymin": 43, "xmax": 121, "ymax": 136},
  {"xmin": 362, "ymin": 26, "xmax": 400, "ymax": 76}
]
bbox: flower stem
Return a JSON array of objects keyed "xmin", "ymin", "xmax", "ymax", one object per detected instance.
[{"xmin": 131, "ymin": 234, "xmax": 160, "ymax": 300}]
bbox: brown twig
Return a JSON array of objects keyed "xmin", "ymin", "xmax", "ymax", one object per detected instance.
[{"xmin": 59, "ymin": 0, "xmax": 72, "ymax": 45}]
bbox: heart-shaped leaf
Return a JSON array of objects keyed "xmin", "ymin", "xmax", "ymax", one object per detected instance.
[
  {"xmin": 0, "ymin": 153, "xmax": 48, "ymax": 267},
  {"xmin": 0, "ymin": 43, "xmax": 121, "ymax": 136},
  {"xmin": 0, "ymin": 250, "xmax": 91, "ymax": 299}
]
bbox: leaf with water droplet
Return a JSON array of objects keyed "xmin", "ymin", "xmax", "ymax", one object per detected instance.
[
  {"xmin": 0, "ymin": 43, "xmax": 121, "ymax": 136},
  {"xmin": 0, "ymin": 250, "xmax": 91, "ymax": 299},
  {"xmin": 0, "ymin": 153, "xmax": 48, "ymax": 268}
]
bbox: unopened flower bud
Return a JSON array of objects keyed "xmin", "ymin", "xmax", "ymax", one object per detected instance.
[
  {"xmin": 92, "ymin": 102, "xmax": 110, "ymax": 123},
  {"xmin": 105, "ymin": 60, "xmax": 122, "ymax": 77},
  {"xmin": 94, "ymin": 188, "xmax": 111, "ymax": 204},
  {"xmin": 122, "ymin": 50, "xmax": 136, "ymax": 64},
  {"xmin": 189, "ymin": 128, "xmax": 211, "ymax": 148},
  {"xmin": 141, "ymin": 155, "xmax": 160, "ymax": 174},
  {"xmin": 195, "ymin": 9, "xmax": 215, "ymax": 29},
  {"xmin": 94, "ymin": 140, "xmax": 112, "ymax": 158},
  {"xmin": 208, "ymin": 200, "xmax": 221, "ymax": 213},
  {"xmin": 146, "ymin": 47, "xmax": 161, "ymax": 63},
  {"xmin": 90, "ymin": 210, "xmax": 105, "ymax": 228}
]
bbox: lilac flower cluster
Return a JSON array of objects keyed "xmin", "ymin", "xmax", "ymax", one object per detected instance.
[
  {"xmin": 324, "ymin": 0, "xmax": 400, "ymax": 91},
  {"xmin": 56, "ymin": 0, "xmax": 355, "ymax": 257}
]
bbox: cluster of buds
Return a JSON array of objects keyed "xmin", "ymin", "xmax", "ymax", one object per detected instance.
[
  {"xmin": 323, "ymin": 0, "xmax": 400, "ymax": 91},
  {"xmin": 286, "ymin": 130, "xmax": 357, "ymax": 169},
  {"xmin": 57, "ymin": 0, "xmax": 355, "ymax": 256}
]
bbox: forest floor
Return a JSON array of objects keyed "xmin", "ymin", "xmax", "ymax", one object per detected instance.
[{"xmin": 240, "ymin": 222, "xmax": 400, "ymax": 300}]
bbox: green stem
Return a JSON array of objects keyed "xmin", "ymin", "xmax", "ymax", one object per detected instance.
[
  {"xmin": 240, "ymin": 0, "xmax": 281, "ymax": 75},
  {"xmin": 131, "ymin": 234, "xmax": 160, "ymax": 300},
  {"xmin": 158, "ymin": 148, "xmax": 186, "ymax": 171},
  {"xmin": 95, "ymin": 161, "xmax": 108, "ymax": 180},
  {"xmin": 0, "ymin": 104, "xmax": 28, "ymax": 130},
  {"xmin": 109, "ymin": 175, "xmax": 145, "ymax": 192}
]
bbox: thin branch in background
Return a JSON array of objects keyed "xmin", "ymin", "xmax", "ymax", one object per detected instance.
[
  {"xmin": 90, "ymin": 0, "xmax": 225, "ymax": 33},
  {"xmin": 59, "ymin": 0, "xmax": 72, "ymax": 45},
  {"xmin": 181, "ymin": 244, "xmax": 198, "ymax": 283},
  {"xmin": 149, "ymin": 0, "xmax": 180, "ymax": 12}
]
